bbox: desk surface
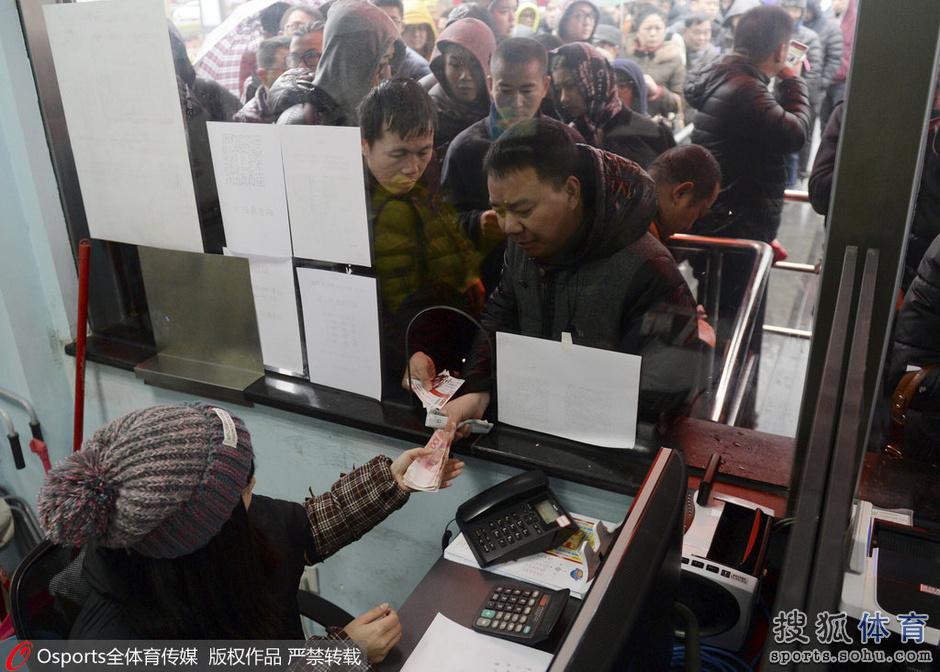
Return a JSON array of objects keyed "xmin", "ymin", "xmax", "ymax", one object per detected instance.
[{"xmin": 378, "ymin": 558, "xmax": 581, "ymax": 672}]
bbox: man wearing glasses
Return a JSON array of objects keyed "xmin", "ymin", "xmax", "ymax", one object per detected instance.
[
  {"xmin": 372, "ymin": 0, "xmax": 432, "ymax": 80},
  {"xmin": 557, "ymin": 0, "xmax": 599, "ymax": 44},
  {"xmin": 286, "ymin": 22, "xmax": 325, "ymax": 73}
]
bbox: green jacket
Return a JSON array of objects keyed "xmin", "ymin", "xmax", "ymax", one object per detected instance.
[{"xmin": 370, "ymin": 180, "xmax": 481, "ymax": 315}]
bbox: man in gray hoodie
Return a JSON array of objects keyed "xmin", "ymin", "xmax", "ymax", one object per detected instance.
[{"xmin": 270, "ymin": 0, "xmax": 399, "ymax": 125}]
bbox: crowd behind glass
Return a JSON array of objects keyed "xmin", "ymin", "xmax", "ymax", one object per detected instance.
[{"xmin": 166, "ymin": 0, "xmax": 860, "ymax": 435}]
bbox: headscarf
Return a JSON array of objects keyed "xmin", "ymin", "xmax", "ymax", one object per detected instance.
[
  {"xmin": 612, "ymin": 58, "xmax": 648, "ymax": 115},
  {"xmin": 550, "ymin": 42, "xmax": 622, "ymax": 146},
  {"xmin": 314, "ymin": 0, "xmax": 399, "ymax": 123}
]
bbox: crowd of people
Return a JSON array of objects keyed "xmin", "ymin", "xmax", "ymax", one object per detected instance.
[
  {"xmin": 38, "ymin": 0, "xmax": 940, "ymax": 653},
  {"xmin": 171, "ymin": 0, "xmax": 867, "ymax": 430}
]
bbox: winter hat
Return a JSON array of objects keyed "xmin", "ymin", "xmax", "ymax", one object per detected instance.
[
  {"xmin": 593, "ymin": 24, "xmax": 622, "ymax": 48},
  {"xmin": 38, "ymin": 403, "xmax": 253, "ymax": 559}
]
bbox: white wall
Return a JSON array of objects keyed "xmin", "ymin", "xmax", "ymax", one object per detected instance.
[{"xmin": 0, "ymin": 0, "xmax": 631, "ymax": 619}]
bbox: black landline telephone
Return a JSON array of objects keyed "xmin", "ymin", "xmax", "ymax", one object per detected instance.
[{"xmin": 456, "ymin": 470, "xmax": 578, "ymax": 567}]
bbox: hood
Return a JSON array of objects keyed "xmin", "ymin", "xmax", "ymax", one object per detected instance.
[
  {"xmin": 684, "ymin": 53, "xmax": 765, "ymax": 111},
  {"xmin": 550, "ymin": 43, "xmax": 622, "ymax": 144},
  {"xmin": 722, "ymin": 0, "xmax": 760, "ymax": 24},
  {"xmin": 403, "ymin": 0, "xmax": 438, "ymax": 37},
  {"xmin": 557, "ymin": 0, "xmax": 599, "ymax": 43},
  {"xmin": 551, "ymin": 144, "xmax": 656, "ymax": 268},
  {"xmin": 612, "ymin": 58, "xmax": 648, "ymax": 115},
  {"xmin": 429, "ymin": 18, "xmax": 497, "ymax": 104},
  {"xmin": 314, "ymin": 0, "xmax": 399, "ymax": 123},
  {"xmin": 446, "ymin": 2, "xmax": 497, "ymax": 33},
  {"xmin": 516, "ymin": 2, "xmax": 541, "ymax": 32}
]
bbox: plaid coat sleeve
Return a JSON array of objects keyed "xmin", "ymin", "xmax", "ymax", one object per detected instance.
[{"xmin": 304, "ymin": 456, "xmax": 410, "ymax": 561}]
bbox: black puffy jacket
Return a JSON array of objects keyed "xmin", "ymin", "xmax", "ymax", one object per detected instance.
[
  {"xmin": 465, "ymin": 145, "xmax": 703, "ymax": 419},
  {"xmin": 805, "ymin": 4, "xmax": 844, "ymax": 94},
  {"xmin": 685, "ymin": 55, "xmax": 810, "ymax": 242},
  {"xmin": 886, "ymin": 234, "xmax": 940, "ymax": 462}
]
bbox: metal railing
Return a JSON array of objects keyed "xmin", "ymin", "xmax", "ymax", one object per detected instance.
[
  {"xmin": 667, "ymin": 234, "xmax": 774, "ymax": 424},
  {"xmin": 762, "ymin": 190, "xmax": 821, "ymax": 339}
]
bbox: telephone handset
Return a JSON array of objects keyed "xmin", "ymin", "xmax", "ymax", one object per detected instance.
[{"xmin": 456, "ymin": 470, "xmax": 578, "ymax": 567}]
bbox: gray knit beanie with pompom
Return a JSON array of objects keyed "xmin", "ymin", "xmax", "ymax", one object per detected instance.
[{"xmin": 38, "ymin": 403, "xmax": 254, "ymax": 559}]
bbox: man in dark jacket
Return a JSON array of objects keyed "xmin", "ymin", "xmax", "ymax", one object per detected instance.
[
  {"xmin": 684, "ymin": 4, "xmax": 809, "ymax": 426},
  {"xmin": 371, "ymin": 0, "xmax": 432, "ymax": 80},
  {"xmin": 804, "ymin": 1, "xmax": 842, "ymax": 90},
  {"xmin": 415, "ymin": 118, "xmax": 702, "ymax": 429},
  {"xmin": 885, "ymin": 234, "xmax": 940, "ymax": 462},
  {"xmin": 441, "ymin": 38, "xmax": 583, "ymax": 292},
  {"xmin": 685, "ymin": 5, "xmax": 809, "ymax": 244},
  {"xmin": 780, "ymin": 0, "xmax": 823, "ymax": 182},
  {"xmin": 810, "ymin": 98, "xmax": 940, "ymax": 293},
  {"xmin": 234, "ymin": 36, "xmax": 290, "ymax": 123}
]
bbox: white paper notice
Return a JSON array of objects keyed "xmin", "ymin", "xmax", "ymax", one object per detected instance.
[
  {"xmin": 43, "ymin": 0, "xmax": 203, "ymax": 253},
  {"xmin": 223, "ymin": 249, "xmax": 304, "ymax": 375},
  {"xmin": 496, "ymin": 332, "xmax": 640, "ymax": 448},
  {"xmin": 296, "ymin": 268, "xmax": 381, "ymax": 400},
  {"xmin": 401, "ymin": 613, "xmax": 552, "ymax": 672},
  {"xmin": 280, "ymin": 126, "xmax": 372, "ymax": 267},
  {"xmin": 209, "ymin": 124, "xmax": 292, "ymax": 257}
]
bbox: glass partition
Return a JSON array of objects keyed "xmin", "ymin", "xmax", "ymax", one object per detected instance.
[{"xmin": 19, "ymin": 0, "xmax": 838, "ymax": 452}]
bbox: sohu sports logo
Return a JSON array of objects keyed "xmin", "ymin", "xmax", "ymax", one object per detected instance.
[{"xmin": 5, "ymin": 641, "xmax": 32, "ymax": 671}]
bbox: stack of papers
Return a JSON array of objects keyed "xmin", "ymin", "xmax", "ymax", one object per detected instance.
[
  {"xmin": 401, "ymin": 613, "xmax": 552, "ymax": 672},
  {"xmin": 444, "ymin": 513, "xmax": 617, "ymax": 599}
]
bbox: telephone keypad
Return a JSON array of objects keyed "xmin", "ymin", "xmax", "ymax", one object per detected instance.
[{"xmin": 469, "ymin": 506, "xmax": 556, "ymax": 562}]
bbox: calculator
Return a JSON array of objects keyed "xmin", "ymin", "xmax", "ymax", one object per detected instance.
[{"xmin": 472, "ymin": 584, "xmax": 569, "ymax": 644}]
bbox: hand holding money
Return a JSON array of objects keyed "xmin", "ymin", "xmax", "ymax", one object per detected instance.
[{"xmin": 393, "ymin": 427, "xmax": 465, "ymax": 492}]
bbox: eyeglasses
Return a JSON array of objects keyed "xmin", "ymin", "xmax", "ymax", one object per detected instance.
[
  {"xmin": 570, "ymin": 11, "xmax": 595, "ymax": 22},
  {"xmin": 287, "ymin": 49, "xmax": 322, "ymax": 69}
]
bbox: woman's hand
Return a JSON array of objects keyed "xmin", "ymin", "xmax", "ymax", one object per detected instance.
[
  {"xmin": 390, "ymin": 443, "xmax": 465, "ymax": 492},
  {"xmin": 344, "ymin": 604, "xmax": 402, "ymax": 663}
]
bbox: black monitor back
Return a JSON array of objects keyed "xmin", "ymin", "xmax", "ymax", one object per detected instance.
[{"xmin": 548, "ymin": 447, "xmax": 686, "ymax": 672}]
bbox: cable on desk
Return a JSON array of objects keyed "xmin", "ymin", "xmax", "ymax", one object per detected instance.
[
  {"xmin": 672, "ymin": 644, "xmax": 753, "ymax": 672},
  {"xmin": 440, "ymin": 518, "xmax": 456, "ymax": 553},
  {"xmin": 673, "ymin": 601, "xmax": 701, "ymax": 672}
]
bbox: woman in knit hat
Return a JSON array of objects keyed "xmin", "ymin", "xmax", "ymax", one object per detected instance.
[{"xmin": 38, "ymin": 402, "xmax": 463, "ymax": 661}]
